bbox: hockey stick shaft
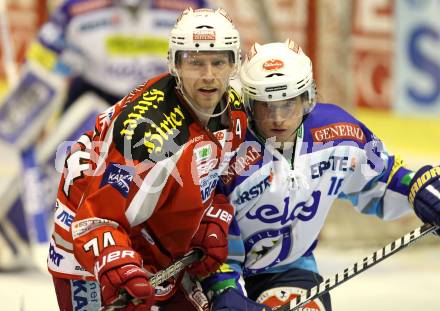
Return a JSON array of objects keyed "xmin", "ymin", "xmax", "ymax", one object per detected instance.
[
  {"xmin": 278, "ymin": 222, "xmax": 437, "ymax": 311},
  {"xmin": 149, "ymin": 248, "xmax": 203, "ymax": 287},
  {"xmin": 100, "ymin": 248, "xmax": 203, "ymax": 311}
]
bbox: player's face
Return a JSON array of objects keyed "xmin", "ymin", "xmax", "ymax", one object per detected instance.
[
  {"xmin": 253, "ymin": 96, "xmax": 305, "ymax": 143},
  {"xmin": 177, "ymin": 51, "xmax": 235, "ymax": 112}
]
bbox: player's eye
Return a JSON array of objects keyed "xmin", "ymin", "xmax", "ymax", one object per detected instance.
[
  {"xmin": 189, "ymin": 58, "xmax": 204, "ymax": 67},
  {"xmin": 212, "ymin": 59, "xmax": 227, "ymax": 68}
]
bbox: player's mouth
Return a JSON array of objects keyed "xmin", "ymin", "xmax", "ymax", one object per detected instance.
[
  {"xmin": 198, "ymin": 87, "xmax": 218, "ymax": 96},
  {"xmin": 270, "ymin": 128, "xmax": 287, "ymax": 135}
]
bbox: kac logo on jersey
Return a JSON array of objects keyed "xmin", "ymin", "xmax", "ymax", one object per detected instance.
[
  {"xmin": 246, "ymin": 191, "xmax": 321, "ymax": 225},
  {"xmin": 100, "ymin": 163, "xmax": 134, "ymax": 197}
]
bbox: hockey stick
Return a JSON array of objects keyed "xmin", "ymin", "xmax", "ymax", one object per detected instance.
[
  {"xmin": 100, "ymin": 248, "xmax": 203, "ymax": 311},
  {"xmin": 277, "ymin": 222, "xmax": 437, "ymax": 311}
]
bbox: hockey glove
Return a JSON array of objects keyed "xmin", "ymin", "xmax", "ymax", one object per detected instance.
[
  {"xmin": 188, "ymin": 194, "xmax": 234, "ymax": 278},
  {"xmin": 95, "ymin": 246, "xmax": 155, "ymax": 310},
  {"xmin": 211, "ymin": 288, "xmax": 272, "ymax": 311},
  {"xmin": 409, "ymin": 165, "xmax": 440, "ymax": 228},
  {"xmin": 201, "ymin": 265, "xmax": 244, "ymax": 300}
]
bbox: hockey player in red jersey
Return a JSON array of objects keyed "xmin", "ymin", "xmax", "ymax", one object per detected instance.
[
  {"xmin": 48, "ymin": 7, "xmax": 247, "ymax": 311},
  {"xmin": 0, "ymin": 0, "xmax": 213, "ymax": 272}
]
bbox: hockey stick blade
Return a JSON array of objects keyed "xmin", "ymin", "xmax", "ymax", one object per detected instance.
[
  {"xmin": 277, "ymin": 223, "xmax": 437, "ymax": 311},
  {"xmin": 100, "ymin": 248, "xmax": 203, "ymax": 311}
]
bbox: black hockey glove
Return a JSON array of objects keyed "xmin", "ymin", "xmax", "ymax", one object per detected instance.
[{"xmin": 409, "ymin": 165, "xmax": 440, "ymax": 229}]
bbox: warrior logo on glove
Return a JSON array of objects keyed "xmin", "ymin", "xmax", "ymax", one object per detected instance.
[
  {"xmin": 409, "ymin": 166, "xmax": 440, "ymax": 227},
  {"xmin": 409, "ymin": 166, "xmax": 440, "ymax": 205}
]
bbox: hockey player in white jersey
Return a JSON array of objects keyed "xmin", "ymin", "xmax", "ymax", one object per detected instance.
[{"xmin": 204, "ymin": 40, "xmax": 440, "ymax": 311}]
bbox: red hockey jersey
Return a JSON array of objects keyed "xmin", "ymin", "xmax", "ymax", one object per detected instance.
[{"xmin": 47, "ymin": 74, "xmax": 247, "ymax": 283}]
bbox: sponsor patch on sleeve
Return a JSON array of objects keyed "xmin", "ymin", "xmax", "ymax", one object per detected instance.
[
  {"xmin": 100, "ymin": 163, "xmax": 135, "ymax": 197},
  {"xmin": 48, "ymin": 237, "xmax": 94, "ymax": 279},
  {"xmin": 72, "ymin": 217, "xmax": 118, "ymax": 240},
  {"xmin": 54, "ymin": 200, "xmax": 76, "ymax": 232}
]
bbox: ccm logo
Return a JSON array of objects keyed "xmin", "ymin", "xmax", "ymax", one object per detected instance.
[
  {"xmin": 206, "ymin": 206, "xmax": 232, "ymax": 224},
  {"xmin": 94, "ymin": 250, "xmax": 135, "ymax": 274}
]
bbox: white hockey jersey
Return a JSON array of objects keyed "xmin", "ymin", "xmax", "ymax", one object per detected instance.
[
  {"xmin": 33, "ymin": 0, "xmax": 209, "ymax": 97},
  {"xmin": 218, "ymin": 103, "xmax": 414, "ymax": 277}
]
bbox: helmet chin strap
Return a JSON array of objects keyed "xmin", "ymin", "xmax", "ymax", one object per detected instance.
[{"xmin": 175, "ymin": 73, "xmax": 231, "ymax": 119}]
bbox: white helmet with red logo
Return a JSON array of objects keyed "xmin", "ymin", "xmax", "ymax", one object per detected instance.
[
  {"xmin": 240, "ymin": 39, "xmax": 316, "ymax": 111},
  {"xmin": 168, "ymin": 7, "xmax": 241, "ymax": 76}
]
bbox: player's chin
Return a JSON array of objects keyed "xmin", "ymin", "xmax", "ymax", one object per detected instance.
[
  {"xmin": 196, "ymin": 94, "xmax": 222, "ymax": 109},
  {"xmin": 275, "ymin": 131, "xmax": 296, "ymax": 143}
]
